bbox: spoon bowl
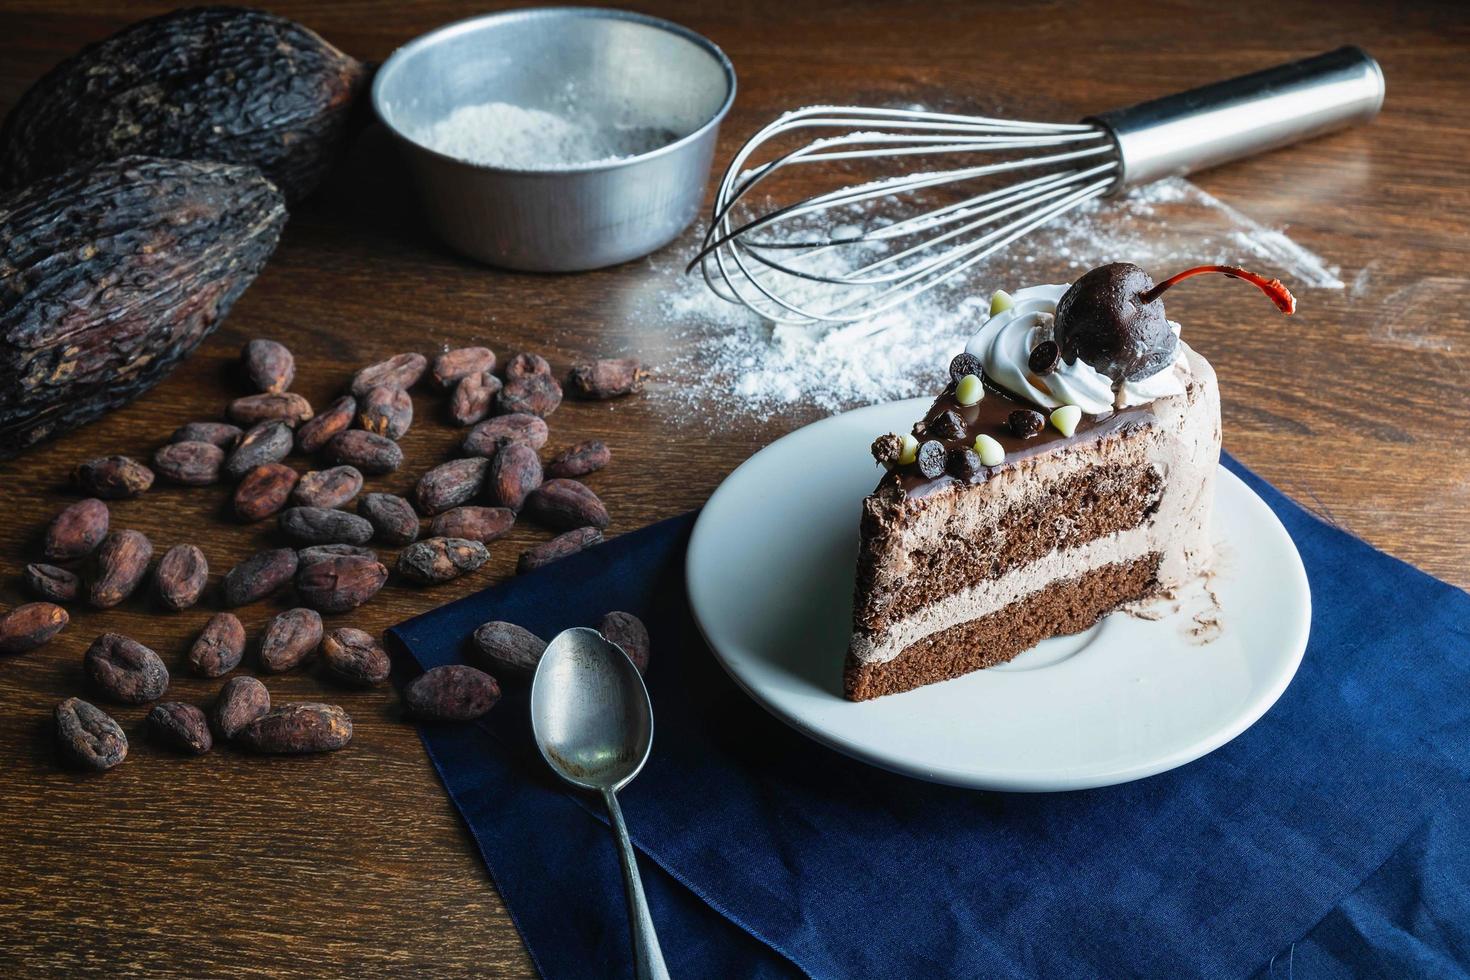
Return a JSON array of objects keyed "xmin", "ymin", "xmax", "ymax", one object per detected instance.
[{"xmin": 531, "ymin": 627, "xmax": 653, "ymax": 792}]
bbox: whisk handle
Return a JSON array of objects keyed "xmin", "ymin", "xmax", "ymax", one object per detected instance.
[{"xmin": 1091, "ymin": 46, "xmax": 1384, "ymax": 192}]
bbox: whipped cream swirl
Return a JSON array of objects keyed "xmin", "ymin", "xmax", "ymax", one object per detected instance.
[{"xmin": 966, "ymin": 284, "xmax": 1190, "ymax": 414}]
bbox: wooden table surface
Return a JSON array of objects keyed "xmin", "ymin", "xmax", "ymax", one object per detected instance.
[{"xmin": 0, "ymin": 0, "xmax": 1465, "ymax": 975}]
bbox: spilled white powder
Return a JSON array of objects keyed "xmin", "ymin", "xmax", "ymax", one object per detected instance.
[
  {"xmin": 416, "ymin": 101, "xmax": 677, "ymax": 169},
  {"xmin": 642, "ymin": 177, "xmax": 1344, "ymax": 425}
]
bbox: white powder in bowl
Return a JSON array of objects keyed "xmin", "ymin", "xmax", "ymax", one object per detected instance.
[{"xmin": 415, "ymin": 101, "xmax": 679, "ymax": 169}]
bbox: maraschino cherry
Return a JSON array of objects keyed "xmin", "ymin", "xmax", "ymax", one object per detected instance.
[{"xmin": 1053, "ymin": 263, "xmax": 1295, "ymax": 387}]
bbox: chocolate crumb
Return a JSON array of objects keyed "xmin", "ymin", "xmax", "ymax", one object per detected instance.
[
  {"xmin": 946, "ymin": 447, "xmax": 981, "ymax": 478},
  {"xmin": 870, "ymin": 433, "xmax": 902, "ymax": 467},
  {"xmin": 929, "ymin": 410, "xmax": 965, "ymax": 440},
  {"xmin": 948, "ymin": 352, "xmax": 982, "ymax": 384},
  {"xmin": 1007, "ymin": 409, "xmax": 1045, "ymax": 438},
  {"xmin": 916, "ymin": 440, "xmax": 946, "ymax": 478},
  {"xmin": 1028, "ymin": 340, "xmax": 1060, "ymax": 375}
]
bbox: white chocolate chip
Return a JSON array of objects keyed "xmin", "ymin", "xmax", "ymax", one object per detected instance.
[
  {"xmin": 974, "ymin": 433, "xmax": 1004, "ymax": 466},
  {"xmin": 1050, "ymin": 404, "xmax": 1082, "ymax": 437},
  {"xmin": 955, "ymin": 374, "xmax": 983, "ymax": 406},
  {"xmin": 989, "ymin": 289, "xmax": 1014, "ymax": 316},
  {"xmin": 898, "ymin": 433, "xmax": 919, "ymax": 465}
]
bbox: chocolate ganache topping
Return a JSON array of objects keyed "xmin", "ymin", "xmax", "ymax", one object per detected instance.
[{"xmin": 873, "ymin": 263, "xmax": 1296, "ymax": 497}]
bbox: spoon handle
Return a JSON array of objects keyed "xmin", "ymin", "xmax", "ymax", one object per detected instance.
[{"xmin": 602, "ymin": 788, "xmax": 671, "ymax": 980}]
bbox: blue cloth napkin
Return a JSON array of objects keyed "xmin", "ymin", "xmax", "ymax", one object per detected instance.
[{"xmin": 388, "ymin": 454, "xmax": 1470, "ymax": 979}]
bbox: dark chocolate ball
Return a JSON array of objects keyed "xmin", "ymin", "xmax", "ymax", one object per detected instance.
[{"xmin": 1053, "ymin": 263, "xmax": 1179, "ymax": 384}]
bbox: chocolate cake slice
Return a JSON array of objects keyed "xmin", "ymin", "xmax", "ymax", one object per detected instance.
[{"xmin": 845, "ymin": 263, "xmax": 1293, "ymax": 701}]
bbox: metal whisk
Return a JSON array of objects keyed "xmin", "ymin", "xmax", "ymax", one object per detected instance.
[{"xmin": 690, "ymin": 47, "xmax": 1383, "ymax": 327}]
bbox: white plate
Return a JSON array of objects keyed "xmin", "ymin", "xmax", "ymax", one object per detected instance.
[{"xmin": 686, "ymin": 398, "xmax": 1310, "ymax": 792}]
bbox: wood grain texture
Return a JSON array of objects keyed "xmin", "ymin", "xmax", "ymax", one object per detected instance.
[{"xmin": 0, "ymin": 1, "xmax": 1466, "ymax": 975}]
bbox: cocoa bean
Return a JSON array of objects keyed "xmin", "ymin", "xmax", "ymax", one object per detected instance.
[
  {"xmin": 545, "ymin": 440, "xmax": 610, "ymax": 478},
  {"xmin": 171, "ymin": 420, "xmax": 242, "ymax": 448},
  {"xmin": 89, "ymin": 529, "xmax": 153, "ymax": 608},
  {"xmin": 462, "ymin": 413, "xmax": 549, "ymax": 457},
  {"xmin": 238, "ymin": 703, "xmax": 352, "ymax": 754},
  {"xmin": 324, "ymin": 429, "xmax": 402, "ymax": 474},
  {"xmin": 188, "ymin": 612, "xmax": 245, "ymax": 677},
  {"xmin": 518, "ymin": 527, "xmax": 604, "ymax": 573},
  {"xmin": 233, "ymin": 462, "xmax": 299, "ymax": 522},
  {"xmin": 471, "ymin": 621, "xmax": 547, "ymax": 677},
  {"xmin": 350, "ymin": 353, "xmax": 427, "ymax": 397},
  {"xmin": 321, "ymin": 627, "xmax": 390, "ymax": 686},
  {"xmin": 359, "ymin": 385, "xmax": 413, "ymax": 439},
  {"xmin": 154, "ymin": 543, "xmax": 208, "ymax": 611},
  {"xmin": 405, "ymin": 664, "xmax": 500, "ymax": 721},
  {"xmin": 599, "ymin": 611, "xmax": 650, "ymax": 674},
  {"xmin": 295, "ymin": 395, "xmax": 355, "ymax": 454},
  {"xmin": 357, "ymin": 493, "xmax": 420, "ymax": 546},
  {"xmin": 450, "ymin": 371, "xmax": 502, "ymax": 426},
  {"xmin": 221, "ymin": 548, "xmax": 298, "ymax": 607},
  {"xmin": 227, "ymin": 391, "xmax": 312, "ymax": 427},
  {"xmin": 295, "ymin": 555, "xmax": 388, "ymax": 613},
  {"xmin": 279, "ymin": 506, "xmax": 374, "ymax": 546},
  {"xmin": 291, "ymin": 466, "xmax": 363, "ymax": 510},
  {"xmin": 298, "ymin": 543, "xmax": 377, "ymax": 566},
  {"xmin": 224, "ymin": 420, "xmax": 293, "ymax": 480},
  {"xmin": 241, "ymin": 338, "xmax": 294, "ymax": 394},
  {"xmin": 0, "ymin": 602, "xmax": 68, "ymax": 654},
  {"xmin": 154, "ymin": 440, "xmax": 225, "ymax": 485},
  {"xmin": 74, "ymin": 455, "xmax": 154, "ymax": 498},
  {"xmin": 396, "ymin": 537, "xmax": 489, "ymax": 585},
  {"xmin": 259, "ymin": 607, "xmax": 323, "ymax": 673},
  {"xmin": 43, "ymin": 498, "xmax": 109, "ymax": 561},
  {"xmin": 415, "ymin": 457, "xmax": 489, "ymax": 516},
  {"xmin": 85, "ymin": 632, "xmax": 169, "ymax": 703},
  {"xmin": 55, "ymin": 698, "xmax": 127, "ymax": 770},
  {"xmin": 568, "ymin": 357, "xmax": 648, "ymax": 399},
  {"xmin": 487, "ymin": 443, "xmax": 543, "ymax": 512},
  {"xmin": 430, "ymin": 506, "xmax": 514, "ymax": 544},
  {"xmin": 504, "ymin": 352, "xmax": 552, "ymax": 381},
  {"xmin": 147, "ymin": 702, "xmax": 212, "ymax": 755},
  {"xmin": 24, "ymin": 563, "xmax": 80, "ymax": 602},
  {"xmin": 433, "ymin": 346, "xmax": 496, "ymax": 387},
  {"xmin": 496, "ymin": 373, "xmax": 562, "ymax": 418},
  {"xmin": 212, "ymin": 675, "xmax": 269, "ymax": 739},
  {"xmin": 526, "ymin": 479, "xmax": 610, "ymax": 531}
]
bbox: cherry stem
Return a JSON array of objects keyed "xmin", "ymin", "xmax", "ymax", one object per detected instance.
[{"xmin": 1139, "ymin": 265, "xmax": 1296, "ymax": 314}]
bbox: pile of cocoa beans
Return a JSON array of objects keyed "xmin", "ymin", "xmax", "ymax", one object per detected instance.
[{"xmin": 2, "ymin": 337, "xmax": 651, "ymax": 770}]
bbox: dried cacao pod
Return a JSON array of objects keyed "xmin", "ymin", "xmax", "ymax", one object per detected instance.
[
  {"xmin": 433, "ymin": 347, "xmax": 496, "ymax": 387},
  {"xmin": 0, "ymin": 157, "xmax": 285, "ymax": 457},
  {"xmin": 320, "ymin": 628, "xmax": 390, "ymax": 686},
  {"xmin": 0, "ymin": 602, "xmax": 68, "ymax": 654},
  {"xmin": 396, "ymin": 537, "xmax": 489, "ymax": 585},
  {"xmin": 189, "ymin": 612, "xmax": 246, "ymax": 678},
  {"xmin": 0, "ymin": 7, "xmax": 367, "ymax": 202},
  {"xmin": 148, "ymin": 702, "xmax": 213, "ymax": 755},
  {"xmin": 154, "ymin": 543, "xmax": 209, "ymax": 611},
  {"xmin": 518, "ymin": 527, "xmax": 603, "ymax": 573}
]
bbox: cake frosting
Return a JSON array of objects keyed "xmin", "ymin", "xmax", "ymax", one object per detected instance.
[{"xmin": 967, "ymin": 284, "xmax": 1190, "ymax": 413}]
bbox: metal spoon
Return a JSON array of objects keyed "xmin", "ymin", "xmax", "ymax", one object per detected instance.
[{"xmin": 530, "ymin": 627, "xmax": 670, "ymax": 980}]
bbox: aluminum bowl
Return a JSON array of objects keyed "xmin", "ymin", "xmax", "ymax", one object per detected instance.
[{"xmin": 372, "ymin": 7, "xmax": 736, "ymax": 272}]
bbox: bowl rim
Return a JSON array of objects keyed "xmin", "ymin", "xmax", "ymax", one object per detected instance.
[{"xmin": 371, "ymin": 5, "xmax": 738, "ymax": 176}]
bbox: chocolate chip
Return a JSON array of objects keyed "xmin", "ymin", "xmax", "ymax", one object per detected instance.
[
  {"xmin": 1008, "ymin": 409, "xmax": 1045, "ymax": 438},
  {"xmin": 916, "ymin": 440, "xmax": 947, "ymax": 478},
  {"xmin": 948, "ymin": 352, "xmax": 982, "ymax": 384},
  {"xmin": 1028, "ymin": 340, "xmax": 1060, "ymax": 375},
  {"xmin": 929, "ymin": 410, "xmax": 965, "ymax": 440},
  {"xmin": 870, "ymin": 433, "xmax": 903, "ymax": 466},
  {"xmin": 946, "ymin": 447, "xmax": 982, "ymax": 478}
]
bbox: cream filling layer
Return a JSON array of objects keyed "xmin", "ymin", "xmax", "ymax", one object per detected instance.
[{"xmin": 848, "ymin": 523, "xmax": 1158, "ymax": 666}]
